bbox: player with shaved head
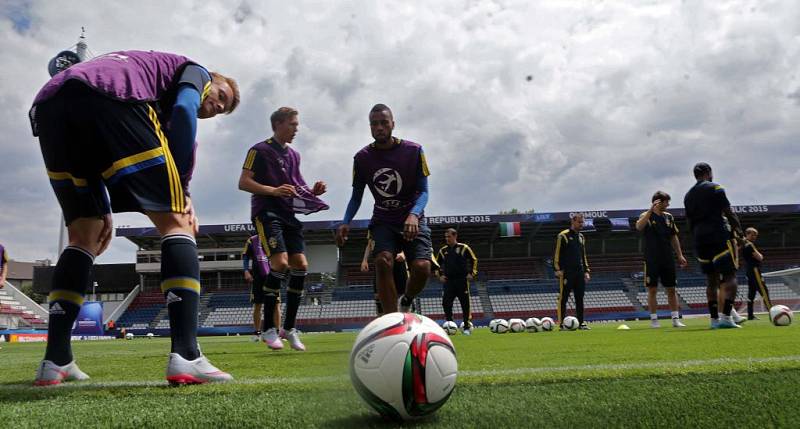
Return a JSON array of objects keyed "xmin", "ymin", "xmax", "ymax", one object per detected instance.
[{"xmin": 337, "ymin": 104, "xmax": 433, "ymax": 315}]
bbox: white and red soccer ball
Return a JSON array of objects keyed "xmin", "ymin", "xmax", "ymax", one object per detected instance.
[
  {"xmin": 769, "ymin": 305, "xmax": 793, "ymax": 326},
  {"xmin": 350, "ymin": 313, "xmax": 458, "ymax": 421}
]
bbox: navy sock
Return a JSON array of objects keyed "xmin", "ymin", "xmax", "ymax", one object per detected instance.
[
  {"xmin": 284, "ymin": 270, "xmax": 306, "ymax": 330},
  {"xmin": 262, "ymin": 271, "xmax": 286, "ymax": 331},
  {"xmin": 161, "ymin": 234, "xmax": 200, "ymax": 360},
  {"xmin": 722, "ymin": 299, "xmax": 735, "ymax": 316},
  {"xmin": 44, "ymin": 246, "xmax": 94, "ymax": 365},
  {"xmin": 709, "ymin": 301, "xmax": 719, "ymax": 319}
]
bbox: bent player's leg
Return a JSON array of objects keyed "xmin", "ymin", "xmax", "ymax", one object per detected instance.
[
  {"xmin": 149, "ymin": 211, "xmax": 232, "ymax": 383},
  {"xmin": 403, "ymin": 259, "xmax": 431, "ymax": 312},
  {"xmin": 37, "ymin": 218, "xmax": 103, "ymax": 385},
  {"xmin": 262, "ymin": 252, "xmax": 288, "ymax": 350},
  {"xmin": 375, "ymin": 251, "xmax": 399, "ymax": 313}
]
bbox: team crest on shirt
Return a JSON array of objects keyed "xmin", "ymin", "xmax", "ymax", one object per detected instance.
[
  {"xmin": 268, "ymin": 237, "xmax": 278, "ymax": 249},
  {"xmin": 373, "ymin": 168, "xmax": 403, "ymax": 198}
]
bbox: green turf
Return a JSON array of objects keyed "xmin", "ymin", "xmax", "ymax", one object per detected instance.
[{"xmin": 1, "ymin": 318, "xmax": 799, "ymax": 428}]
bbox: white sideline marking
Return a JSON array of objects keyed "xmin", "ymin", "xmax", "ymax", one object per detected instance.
[{"xmin": 3, "ymin": 355, "xmax": 799, "ymax": 390}]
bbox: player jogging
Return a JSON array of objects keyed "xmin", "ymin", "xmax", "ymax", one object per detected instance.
[
  {"xmin": 683, "ymin": 162, "xmax": 744, "ymax": 329},
  {"xmin": 361, "ymin": 236, "xmax": 409, "ymax": 315},
  {"xmin": 635, "ymin": 191, "xmax": 688, "ymax": 328},
  {"xmin": 554, "ymin": 213, "xmax": 591, "ymax": 330},
  {"xmin": 30, "ymin": 50, "xmax": 239, "ymax": 385},
  {"xmin": 742, "ymin": 227, "xmax": 771, "ymax": 320},
  {"xmin": 242, "ymin": 234, "xmax": 281, "ymax": 341},
  {"xmin": 435, "ymin": 228, "xmax": 478, "ymax": 335},
  {"xmin": 336, "ymin": 104, "xmax": 432, "ymax": 314},
  {"xmin": 238, "ymin": 107, "xmax": 328, "ymax": 351}
]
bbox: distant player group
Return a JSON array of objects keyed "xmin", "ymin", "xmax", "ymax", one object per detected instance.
[{"xmin": 26, "ymin": 49, "xmax": 773, "ymax": 386}]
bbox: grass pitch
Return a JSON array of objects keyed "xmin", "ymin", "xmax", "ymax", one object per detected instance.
[{"xmin": 1, "ymin": 317, "xmax": 799, "ymax": 428}]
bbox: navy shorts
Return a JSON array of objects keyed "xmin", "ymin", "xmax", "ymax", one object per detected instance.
[
  {"xmin": 695, "ymin": 240, "xmax": 738, "ymax": 276},
  {"xmin": 35, "ymin": 81, "xmax": 187, "ymax": 225},
  {"xmin": 253, "ymin": 212, "xmax": 305, "ymax": 256},
  {"xmin": 644, "ymin": 259, "xmax": 676, "ymax": 288},
  {"xmin": 369, "ymin": 222, "xmax": 432, "ymax": 262}
]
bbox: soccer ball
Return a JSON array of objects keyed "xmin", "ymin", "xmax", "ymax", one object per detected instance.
[
  {"xmin": 508, "ymin": 318, "xmax": 525, "ymax": 333},
  {"xmin": 459, "ymin": 321, "xmax": 473, "ymax": 332},
  {"xmin": 146, "ymin": 332, "xmax": 154, "ymax": 339},
  {"xmin": 540, "ymin": 317, "xmax": 555, "ymax": 331},
  {"xmin": 489, "ymin": 319, "xmax": 509, "ymax": 334},
  {"xmin": 350, "ymin": 312, "xmax": 457, "ymax": 421},
  {"xmin": 442, "ymin": 321, "xmax": 458, "ymax": 335},
  {"xmin": 562, "ymin": 316, "xmax": 579, "ymax": 331},
  {"xmin": 525, "ymin": 317, "xmax": 542, "ymax": 333},
  {"xmin": 125, "ymin": 332, "xmax": 134, "ymax": 340},
  {"xmin": 769, "ymin": 305, "xmax": 793, "ymax": 326}
]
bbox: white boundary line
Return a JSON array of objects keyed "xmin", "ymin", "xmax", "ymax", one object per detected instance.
[{"xmin": 3, "ymin": 355, "xmax": 799, "ymax": 390}]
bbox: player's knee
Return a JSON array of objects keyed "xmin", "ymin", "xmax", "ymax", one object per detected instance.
[
  {"xmin": 409, "ymin": 259, "xmax": 430, "ymax": 275},
  {"xmin": 375, "ymin": 252, "xmax": 394, "ymax": 270},
  {"xmin": 148, "ymin": 211, "xmax": 193, "ymax": 237},
  {"xmin": 270, "ymin": 256, "xmax": 290, "ymax": 272}
]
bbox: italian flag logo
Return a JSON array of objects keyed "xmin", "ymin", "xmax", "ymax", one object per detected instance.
[{"xmin": 499, "ymin": 222, "xmax": 521, "ymax": 237}]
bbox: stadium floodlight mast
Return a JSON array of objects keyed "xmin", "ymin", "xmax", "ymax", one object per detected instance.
[{"xmin": 49, "ymin": 27, "xmax": 91, "ymax": 255}]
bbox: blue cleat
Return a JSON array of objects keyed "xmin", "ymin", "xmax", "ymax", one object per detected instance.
[
  {"xmin": 717, "ymin": 319, "xmax": 741, "ymax": 329},
  {"xmin": 710, "ymin": 319, "xmax": 719, "ymax": 330}
]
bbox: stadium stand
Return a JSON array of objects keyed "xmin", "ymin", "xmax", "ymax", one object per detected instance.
[
  {"xmin": 110, "ymin": 205, "xmax": 800, "ymax": 332},
  {"xmin": 0, "ymin": 288, "xmax": 47, "ymax": 329}
]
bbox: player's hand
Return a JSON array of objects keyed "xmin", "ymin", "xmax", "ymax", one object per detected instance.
[
  {"xmin": 403, "ymin": 214, "xmax": 420, "ymax": 241},
  {"xmin": 395, "ymin": 252, "xmax": 406, "ymax": 263},
  {"xmin": 439, "ymin": 275, "xmax": 447, "ymax": 283},
  {"xmin": 651, "ymin": 199, "xmax": 661, "ymax": 212},
  {"xmin": 272, "ymin": 184, "xmax": 297, "ymax": 198},
  {"xmin": 97, "ymin": 213, "xmax": 114, "ymax": 256},
  {"xmin": 585, "ymin": 272, "xmax": 591, "ymax": 282},
  {"xmin": 244, "ymin": 270, "xmax": 253, "ymax": 283},
  {"xmin": 312, "ymin": 181, "xmax": 327, "ymax": 196},
  {"xmin": 555, "ymin": 270, "xmax": 563, "ymax": 278},
  {"xmin": 360, "ymin": 261, "xmax": 369, "ymax": 272},
  {"xmin": 467, "ymin": 274, "xmax": 474, "ymax": 280},
  {"xmin": 336, "ymin": 224, "xmax": 350, "ymax": 247},
  {"xmin": 678, "ymin": 255, "xmax": 688, "ymax": 268},
  {"xmin": 184, "ymin": 197, "xmax": 199, "ymax": 236}
]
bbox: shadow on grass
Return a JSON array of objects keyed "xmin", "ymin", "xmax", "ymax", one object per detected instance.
[{"xmin": 320, "ymin": 412, "xmax": 442, "ymax": 428}]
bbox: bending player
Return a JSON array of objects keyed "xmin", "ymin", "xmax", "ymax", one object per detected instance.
[
  {"xmin": 242, "ymin": 234, "xmax": 281, "ymax": 341},
  {"xmin": 337, "ymin": 104, "xmax": 432, "ymax": 314},
  {"xmin": 30, "ymin": 50, "xmax": 239, "ymax": 385},
  {"xmin": 238, "ymin": 107, "xmax": 328, "ymax": 351}
]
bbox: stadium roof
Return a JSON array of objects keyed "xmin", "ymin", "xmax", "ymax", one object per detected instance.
[{"xmin": 116, "ymin": 203, "xmax": 800, "ymax": 250}]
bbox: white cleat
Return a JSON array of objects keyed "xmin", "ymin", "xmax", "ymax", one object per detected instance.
[
  {"xmin": 166, "ymin": 353, "xmax": 233, "ymax": 385},
  {"xmin": 731, "ymin": 309, "xmax": 747, "ymax": 324},
  {"xmin": 650, "ymin": 319, "xmax": 661, "ymax": 328},
  {"xmin": 34, "ymin": 360, "xmax": 90, "ymax": 386},
  {"xmin": 462, "ymin": 329, "xmax": 471, "ymax": 336},
  {"xmin": 285, "ymin": 328, "xmax": 306, "ymax": 351},
  {"xmin": 261, "ymin": 328, "xmax": 283, "ymax": 350},
  {"xmin": 672, "ymin": 318, "xmax": 686, "ymax": 328},
  {"xmin": 250, "ymin": 334, "xmax": 261, "ymax": 343}
]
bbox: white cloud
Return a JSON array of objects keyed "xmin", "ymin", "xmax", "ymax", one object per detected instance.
[{"xmin": 1, "ymin": 0, "xmax": 799, "ymax": 262}]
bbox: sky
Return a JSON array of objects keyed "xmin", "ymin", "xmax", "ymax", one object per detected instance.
[{"xmin": 1, "ymin": 0, "xmax": 799, "ymax": 264}]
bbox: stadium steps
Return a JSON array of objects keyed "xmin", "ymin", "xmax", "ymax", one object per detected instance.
[
  {"xmin": 477, "ymin": 283, "xmax": 494, "ymax": 319},
  {"xmin": 620, "ymin": 279, "xmax": 646, "ymax": 312},
  {"xmin": 198, "ymin": 293, "xmax": 214, "ymax": 326},
  {"xmin": 149, "ymin": 306, "xmax": 169, "ymax": 329}
]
